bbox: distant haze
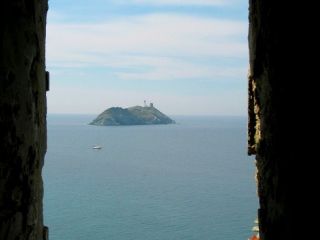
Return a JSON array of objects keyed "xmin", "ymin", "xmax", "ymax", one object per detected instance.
[{"xmin": 47, "ymin": 0, "xmax": 248, "ymax": 116}]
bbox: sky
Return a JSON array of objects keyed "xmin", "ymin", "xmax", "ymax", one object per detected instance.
[{"xmin": 46, "ymin": 0, "xmax": 248, "ymax": 115}]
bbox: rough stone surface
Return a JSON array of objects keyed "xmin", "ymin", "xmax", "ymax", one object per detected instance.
[
  {"xmin": 248, "ymin": 1, "xmax": 309, "ymax": 239},
  {"xmin": 0, "ymin": 1, "xmax": 48, "ymax": 239}
]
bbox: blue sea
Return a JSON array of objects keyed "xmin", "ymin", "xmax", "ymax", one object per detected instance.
[{"xmin": 43, "ymin": 115, "xmax": 258, "ymax": 240}]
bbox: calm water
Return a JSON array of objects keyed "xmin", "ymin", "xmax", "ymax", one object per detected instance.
[{"xmin": 43, "ymin": 115, "xmax": 258, "ymax": 240}]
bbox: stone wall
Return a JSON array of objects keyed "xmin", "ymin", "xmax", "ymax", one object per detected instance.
[
  {"xmin": 0, "ymin": 1, "xmax": 48, "ymax": 239},
  {"xmin": 248, "ymin": 1, "xmax": 308, "ymax": 239}
]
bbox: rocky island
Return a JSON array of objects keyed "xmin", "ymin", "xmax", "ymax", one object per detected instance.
[{"xmin": 89, "ymin": 103, "xmax": 175, "ymax": 126}]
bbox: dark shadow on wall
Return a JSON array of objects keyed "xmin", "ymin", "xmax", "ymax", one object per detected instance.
[
  {"xmin": 248, "ymin": 1, "xmax": 313, "ymax": 239},
  {"xmin": 0, "ymin": 1, "xmax": 48, "ymax": 240}
]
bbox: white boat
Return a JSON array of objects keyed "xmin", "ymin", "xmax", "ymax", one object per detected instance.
[{"xmin": 93, "ymin": 145, "xmax": 102, "ymax": 149}]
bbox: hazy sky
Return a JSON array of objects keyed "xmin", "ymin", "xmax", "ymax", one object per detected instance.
[{"xmin": 47, "ymin": 0, "xmax": 248, "ymax": 115}]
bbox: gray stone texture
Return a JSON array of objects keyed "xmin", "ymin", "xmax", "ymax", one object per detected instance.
[
  {"xmin": 248, "ymin": 1, "xmax": 309, "ymax": 239},
  {"xmin": 0, "ymin": 1, "xmax": 48, "ymax": 239}
]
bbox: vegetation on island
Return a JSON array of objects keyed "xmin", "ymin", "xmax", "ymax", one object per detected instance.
[{"xmin": 90, "ymin": 104, "xmax": 175, "ymax": 126}]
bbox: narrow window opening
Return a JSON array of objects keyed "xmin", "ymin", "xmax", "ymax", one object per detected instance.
[{"xmin": 44, "ymin": 1, "xmax": 258, "ymax": 239}]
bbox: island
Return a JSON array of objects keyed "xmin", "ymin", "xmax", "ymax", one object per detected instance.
[{"xmin": 89, "ymin": 103, "xmax": 175, "ymax": 126}]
